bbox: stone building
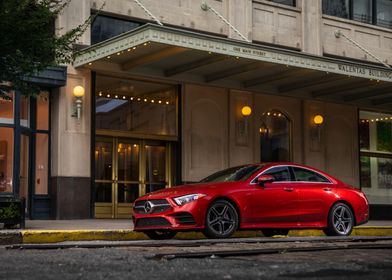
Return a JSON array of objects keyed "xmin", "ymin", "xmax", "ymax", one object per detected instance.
[{"xmin": 1, "ymin": 0, "xmax": 391, "ymax": 220}]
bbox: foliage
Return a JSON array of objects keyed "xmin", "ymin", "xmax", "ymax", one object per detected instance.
[
  {"xmin": 0, "ymin": 0, "xmax": 98, "ymax": 98},
  {"xmin": 0, "ymin": 201, "xmax": 20, "ymax": 221}
]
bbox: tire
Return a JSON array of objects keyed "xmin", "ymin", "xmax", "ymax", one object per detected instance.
[
  {"xmin": 144, "ymin": 230, "xmax": 176, "ymax": 240},
  {"xmin": 261, "ymin": 229, "xmax": 289, "ymax": 237},
  {"xmin": 203, "ymin": 199, "xmax": 239, "ymax": 239},
  {"xmin": 324, "ymin": 202, "xmax": 354, "ymax": 236}
]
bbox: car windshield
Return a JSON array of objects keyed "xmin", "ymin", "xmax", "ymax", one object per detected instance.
[{"xmin": 200, "ymin": 165, "xmax": 263, "ymax": 183}]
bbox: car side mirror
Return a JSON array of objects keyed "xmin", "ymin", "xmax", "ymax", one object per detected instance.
[{"xmin": 257, "ymin": 175, "xmax": 275, "ymax": 186}]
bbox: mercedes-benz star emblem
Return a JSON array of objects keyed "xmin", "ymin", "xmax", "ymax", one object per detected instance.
[{"xmin": 144, "ymin": 201, "xmax": 153, "ymax": 214}]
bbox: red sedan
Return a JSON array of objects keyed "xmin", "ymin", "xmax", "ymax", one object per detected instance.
[{"xmin": 132, "ymin": 163, "xmax": 369, "ymax": 239}]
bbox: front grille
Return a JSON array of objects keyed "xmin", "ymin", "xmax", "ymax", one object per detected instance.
[
  {"xmin": 171, "ymin": 212, "xmax": 196, "ymax": 225},
  {"xmin": 135, "ymin": 217, "xmax": 171, "ymax": 227},
  {"xmin": 134, "ymin": 199, "xmax": 172, "ymax": 214}
]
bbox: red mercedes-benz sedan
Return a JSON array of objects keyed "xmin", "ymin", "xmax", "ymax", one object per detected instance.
[{"xmin": 132, "ymin": 163, "xmax": 369, "ymax": 239}]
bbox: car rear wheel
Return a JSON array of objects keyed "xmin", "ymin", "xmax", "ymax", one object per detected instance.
[
  {"xmin": 261, "ymin": 229, "xmax": 289, "ymax": 237},
  {"xmin": 144, "ymin": 230, "xmax": 176, "ymax": 240},
  {"xmin": 324, "ymin": 202, "xmax": 354, "ymax": 236},
  {"xmin": 203, "ymin": 199, "xmax": 239, "ymax": 239}
]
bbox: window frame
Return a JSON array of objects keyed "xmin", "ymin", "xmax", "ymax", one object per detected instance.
[
  {"xmin": 0, "ymin": 91, "xmax": 51, "ymax": 218},
  {"xmin": 322, "ymin": 0, "xmax": 392, "ymax": 29},
  {"xmin": 359, "ymin": 110, "xmax": 392, "ymax": 193}
]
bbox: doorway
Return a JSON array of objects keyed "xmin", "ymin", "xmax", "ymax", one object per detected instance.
[{"xmin": 94, "ymin": 137, "xmax": 174, "ymax": 218}]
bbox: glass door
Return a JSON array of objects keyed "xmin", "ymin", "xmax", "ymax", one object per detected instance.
[
  {"xmin": 94, "ymin": 138, "xmax": 174, "ymax": 218},
  {"xmin": 94, "ymin": 138, "xmax": 141, "ymax": 218},
  {"xmin": 94, "ymin": 139, "xmax": 114, "ymax": 218},
  {"xmin": 144, "ymin": 141, "xmax": 170, "ymax": 193},
  {"xmin": 116, "ymin": 140, "xmax": 140, "ymax": 218}
]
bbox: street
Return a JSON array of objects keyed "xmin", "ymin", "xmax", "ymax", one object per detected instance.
[{"xmin": 1, "ymin": 237, "xmax": 392, "ymax": 279}]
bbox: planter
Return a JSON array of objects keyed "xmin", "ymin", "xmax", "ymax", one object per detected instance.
[{"xmin": 0, "ymin": 198, "xmax": 25, "ymax": 229}]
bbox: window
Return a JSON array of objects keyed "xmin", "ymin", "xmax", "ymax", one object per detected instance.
[
  {"xmin": 292, "ymin": 167, "xmax": 330, "ymax": 183},
  {"xmin": 323, "ymin": 0, "xmax": 392, "ymax": 28},
  {"xmin": 35, "ymin": 133, "xmax": 49, "ymax": 195},
  {"xmin": 91, "ymin": 15, "xmax": 142, "ymax": 45},
  {"xmin": 259, "ymin": 110, "xmax": 291, "ymax": 162},
  {"xmin": 359, "ymin": 111, "xmax": 392, "ymax": 204},
  {"xmin": 262, "ymin": 166, "xmax": 291, "ymax": 182},
  {"xmin": 268, "ymin": 0, "xmax": 296, "ymax": 6},
  {"xmin": 0, "ymin": 128, "xmax": 13, "ymax": 193},
  {"xmin": 95, "ymin": 76, "xmax": 177, "ymax": 137},
  {"xmin": 0, "ymin": 92, "xmax": 14, "ymax": 124},
  {"xmin": 20, "ymin": 96, "xmax": 29, "ymax": 127},
  {"xmin": 201, "ymin": 165, "xmax": 262, "ymax": 183},
  {"xmin": 377, "ymin": 0, "xmax": 392, "ymax": 28},
  {"xmin": 353, "ymin": 0, "xmax": 373, "ymax": 24},
  {"xmin": 323, "ymin": 0, "xmax": 349, "ymax": 19},
  {"xmin": 36, "ymin": 94, "xmax": 49, "ymax": 130}
]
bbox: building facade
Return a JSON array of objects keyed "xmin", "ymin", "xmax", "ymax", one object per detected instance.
[{"xmin": 1, "ymin": 0, "xmax": 392, "ymax": 220}]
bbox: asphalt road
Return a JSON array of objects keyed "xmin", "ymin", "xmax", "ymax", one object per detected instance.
[{"xmin": 1, "ymin": 238, "xmax": 392, "ymax": 279}]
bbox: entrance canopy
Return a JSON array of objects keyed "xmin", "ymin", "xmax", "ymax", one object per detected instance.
[{"xmin": 74, "ymin": 24, "xmax": 392, "ymax": 110}]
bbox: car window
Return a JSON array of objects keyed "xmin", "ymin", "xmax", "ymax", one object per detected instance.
[
  {"xmin": 262, "ymin": 166, "xmax": 291, "ymax": 182},
  {"xmin": 200, "ymin": 165, "xmax": 263, "ymax": 183},
  {"xmin": 292, "ymin": 167, "xmax": 330, "ymax": 183}
]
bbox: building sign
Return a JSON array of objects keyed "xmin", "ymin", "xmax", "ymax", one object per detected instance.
[{"xmin": 74, "ymin": 24, "xmax": 392, "ymax": 83}]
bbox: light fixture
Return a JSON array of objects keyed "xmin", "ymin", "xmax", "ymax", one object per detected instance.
[
  {"xmin": 312, "ymin": 114, "xmax": 324, "ymax": 141},
  {"xmin": 313, "ymin": 115, "xmax": 324, "ymax": 125},
  {"xmin": 72, "ymin": 85, "xmax": 85, "ymax": 119},
  {"xmin": 241, "ymin": 106, "xmax": 252, "ymax": 117}
]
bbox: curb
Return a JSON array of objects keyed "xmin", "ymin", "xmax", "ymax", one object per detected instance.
[{"xmin": 10, "ymin": 226, "xmax": 392, "ymax": 244}]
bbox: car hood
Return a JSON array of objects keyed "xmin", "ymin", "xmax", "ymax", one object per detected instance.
[{"xmin": 139, "ymin": 182, "xmax": 232, "ymax": 200}]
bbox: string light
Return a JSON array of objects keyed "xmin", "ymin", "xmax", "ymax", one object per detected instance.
[
  {"xmin": 96, "ymin": 93, "xmax": 172, "ymax": 106},
  {"xmin": 362, "ymin": 116, "xmax": 392, "ymax": 123}
]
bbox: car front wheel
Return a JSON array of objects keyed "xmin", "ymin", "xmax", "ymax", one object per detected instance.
[
  {"xmin": 144, "ymin": 230, "xmax": 176, "ymax": 240},
  {"xmin": 203, "ymin": 199, "xmax": 239, "ymax": 239},
  {"xmin": 324, "ymin": 202, "xmax": 354, "ymax": 236}
]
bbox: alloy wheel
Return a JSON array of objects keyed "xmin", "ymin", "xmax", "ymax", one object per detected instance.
[
  {"xmin": 204, "ymin": 200, "xmax": 238, "ymax": 238},
  {"xmin": 332, "ymin": 204, "xmax": 353, "ymax": 235}
]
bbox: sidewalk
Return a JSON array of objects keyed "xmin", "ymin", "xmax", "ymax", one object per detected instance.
[{"xmin": 1, "ymin": 219, "xmax": 392, "ymax": 245}]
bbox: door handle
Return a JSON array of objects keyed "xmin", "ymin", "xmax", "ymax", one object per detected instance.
[
  {"xmin": 284, "ymin": 187, "xmax": 294, "ymax": 192},
  {"xmin": 323, "ymin": 188, "xmax": 332, "ymax": 192}
]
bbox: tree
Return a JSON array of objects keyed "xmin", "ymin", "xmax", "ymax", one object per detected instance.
[{"xmin": 0, "ymin": 0, "xmax": 95, "ymax": 98}]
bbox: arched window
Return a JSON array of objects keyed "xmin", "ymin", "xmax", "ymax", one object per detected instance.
[{"xmin": 259, "ymin": 110, "xmax": 291, "ymax": 162}]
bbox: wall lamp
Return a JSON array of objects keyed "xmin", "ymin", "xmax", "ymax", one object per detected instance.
[
  {"xmin": 72, "ymin": 85, "xmax": 85, "ymax": 119},
  {"xmin": 236, "ymin": 106, "xmax": 252, "ymax": 145},
  {"xmin": 313, "ymin": 114, "xmax": 324, "ymax": 141},
  {"xmin": 241, "ymin": 106, "xmax": 252, "ymax": 117}
]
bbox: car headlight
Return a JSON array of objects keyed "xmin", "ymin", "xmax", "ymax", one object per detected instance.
[{"xmin": 173, "ymin": 194, "xmax": 206, "ymax": 206}]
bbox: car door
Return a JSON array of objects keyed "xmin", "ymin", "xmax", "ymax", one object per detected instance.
[
  {"xmin": 289, "ymin": 166, "xmax": 335, "ymax": 227},
  {"xmin": 248, "ymin": 166, "xmax": 299, "ymax": 228}
]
